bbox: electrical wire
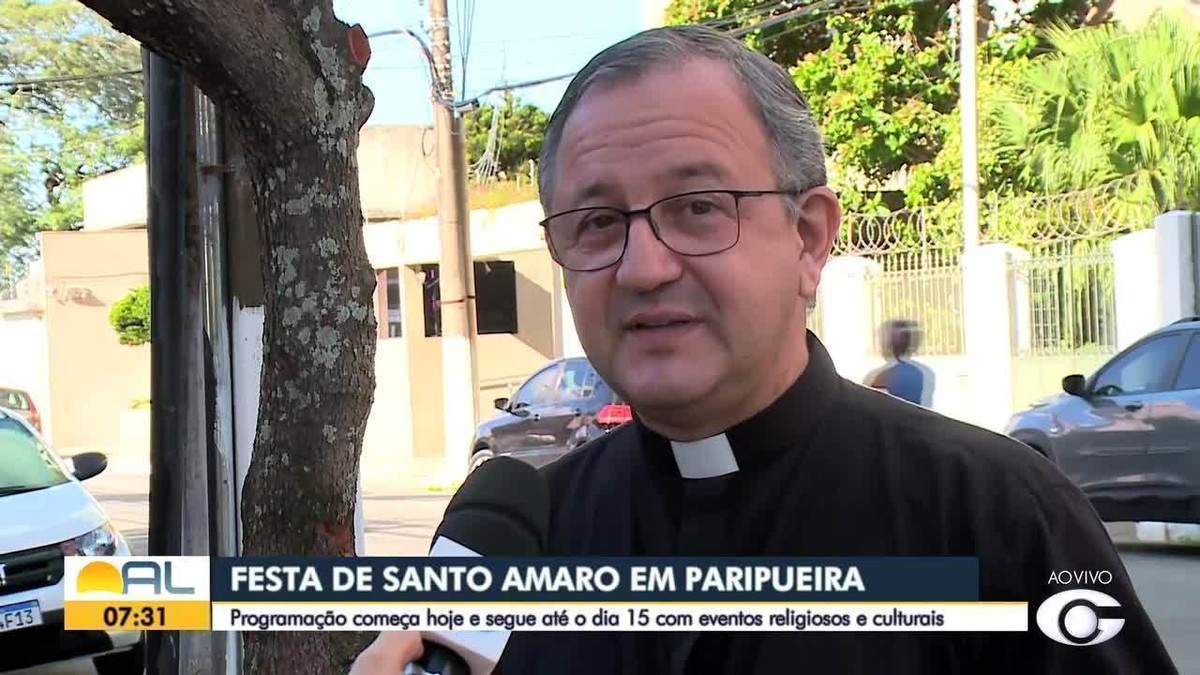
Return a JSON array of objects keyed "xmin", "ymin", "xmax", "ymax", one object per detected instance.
[
  {"xmin": 0, "ymin": 69, "xmax": 141, "ymax": 88},
  {"xmin": 2, "ymin": 1, "xmax": 851, "ymax": 107},
  {"xmin": 456, "ymin": 0, "xmax": 477, "ymax": 99},
  {"xmin": 0, "ymin": 1, "xmax": 794, "ymax": 90}
]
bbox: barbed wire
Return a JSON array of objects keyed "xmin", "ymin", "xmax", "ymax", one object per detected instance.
[{"xmin": 834, "ymin": 176, "xmax": 1159, "ymax": 261}]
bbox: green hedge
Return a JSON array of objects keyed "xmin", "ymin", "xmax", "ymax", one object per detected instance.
[{"xmin": 109, "ymin": 285, "xmax": 150, "ymax": 345}]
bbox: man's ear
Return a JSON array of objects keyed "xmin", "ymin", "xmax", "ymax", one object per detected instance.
[{"xmin": 793, "ymin": 186, "xmax": 842, "ymax": 300}]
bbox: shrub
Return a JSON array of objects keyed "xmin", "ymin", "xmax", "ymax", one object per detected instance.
[{"xmin": 110, "ymin": 285, "xmax": 150, "ymax": 345}]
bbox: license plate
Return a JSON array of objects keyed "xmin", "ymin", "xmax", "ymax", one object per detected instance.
[{"xmin": 0, "ymin": 600, "xmax": 43, "ymax": 632}]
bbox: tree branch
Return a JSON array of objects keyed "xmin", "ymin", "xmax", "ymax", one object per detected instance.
[{"xmin": 76, "ymin": 0, "xmax": 372, "ymax": 147}]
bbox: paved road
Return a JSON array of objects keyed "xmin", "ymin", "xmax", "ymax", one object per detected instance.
[{"xmin": 13, "ymin": 471, "xmax": 1200, "ymax": 674}]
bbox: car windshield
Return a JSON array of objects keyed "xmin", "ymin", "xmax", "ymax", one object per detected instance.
[{"xmin": 0, "ymin": 416, "xmax": 69, "ymax": 494}]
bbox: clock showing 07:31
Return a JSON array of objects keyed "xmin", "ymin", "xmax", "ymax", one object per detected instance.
[{"xmin": 102, "ymin": 605, "xmax": 169, "ymax": 629}]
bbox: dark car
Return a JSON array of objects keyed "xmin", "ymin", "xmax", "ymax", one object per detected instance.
[
  {"xmin": 1004, "ymin": 316, "xmax": 1200, "ymax": 523},
  {"xmin": 469, "ymin": 357, "xmax": 632, "ymax": 471}
]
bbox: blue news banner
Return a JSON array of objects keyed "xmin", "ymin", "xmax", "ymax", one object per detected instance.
[{"xmin": 206, "ymin": 557, "xmax": 1030, "ymax": 633}]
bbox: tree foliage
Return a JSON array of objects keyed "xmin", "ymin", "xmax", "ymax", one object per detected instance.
[
  {"xmin": 988, "ymin": 10, "xmax": 1200, "ymax": 212},
  {"xmin": 663, "ymin": 0, "xmax": 1112, "ymax": 210},
  {"xmin": 0, "ymin": 0, "xmax": 143, "ymax": 282},
  {"xmin": 109, "ymin": 285, "xmax": 150, "ymax": 345},
  {"xmin": 462, "ymin": 91, "xmax": 549, "ymax": 179}
]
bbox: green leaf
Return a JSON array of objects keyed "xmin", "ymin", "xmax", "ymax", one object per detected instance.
[{"xmin": 0, "ymin": 0, "xmax": 143, "ymax": 270}]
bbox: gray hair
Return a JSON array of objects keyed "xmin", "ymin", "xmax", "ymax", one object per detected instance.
[{"xmin": 537, "ymin": 24, "xmax": 828, "ymax": 214}]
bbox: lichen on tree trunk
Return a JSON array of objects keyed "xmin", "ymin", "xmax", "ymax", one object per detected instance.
[
  {"xmin": 75, "ymin": 0, "xmax": 380, "ymax": 672},
  {"xmin": 236, "ymin": 135, "xmax": 378, "ymax": 673}
]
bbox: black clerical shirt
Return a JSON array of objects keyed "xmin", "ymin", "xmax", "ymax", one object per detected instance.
[{"xmin": 493, "ymin": 332, "xmax": 1178, "ymax": 674}]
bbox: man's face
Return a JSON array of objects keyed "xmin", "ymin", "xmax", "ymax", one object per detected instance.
[{"xmin": 548, "ymin": 58, "xmax": 838, "ymax": 425}]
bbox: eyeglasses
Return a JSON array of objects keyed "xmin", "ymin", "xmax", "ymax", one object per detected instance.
[{"xmin": 539, "ymin": 189, "xmax": 798, "ymax": 272}]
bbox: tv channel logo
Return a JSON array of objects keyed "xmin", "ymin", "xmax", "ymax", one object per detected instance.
[
  {"xmin": 1036, "ymin": 589, "xmax": 1125, "ymax": 646},
  {"xmin": 65, "ymin": 556, "xmax": 210, "ymax": 601}
]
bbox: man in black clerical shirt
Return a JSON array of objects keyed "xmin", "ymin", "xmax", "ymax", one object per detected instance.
[{"xmin": 353, "ymin": 23, "xmax": 1177, "ymax": 675}]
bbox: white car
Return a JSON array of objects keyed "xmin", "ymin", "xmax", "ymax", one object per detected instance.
[{"xmin": 0, "ymin": 407, "xmax": 144, "ymax": 673}]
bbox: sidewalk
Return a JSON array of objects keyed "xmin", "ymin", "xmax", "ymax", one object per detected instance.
[
  {"xmin": 84, "ymin": 468, "xmax": 451, "ymax": 556},
  {"xmin": 95, "ymin": 457, "xmax": 456, "ymax": 496}
]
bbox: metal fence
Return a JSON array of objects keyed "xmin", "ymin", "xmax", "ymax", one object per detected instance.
[
  {"xmin": 806, "ymin": 296, "xmax": 824, "ymax": 339},
  {"xmin": 837, "ymin": 207, "xmax": 967, "ymax": 356},
  {"xmin": 986, "ymin": 177, "xmax": 1157, "ymax": 358},
  {"xmin": 1009, "ymin": 246, "xmax": 1118, "ymax": 356},
  {"xmin": 826, "ymin": 177, "xmax": 1159, "ymax": 359}
]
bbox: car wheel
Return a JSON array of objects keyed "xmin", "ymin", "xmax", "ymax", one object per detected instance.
[
  {"xmin": 469, "ymin": 447, "xmax": 495, "ymax": 472},
  {"xmin": 94, "ymin": 639, "xmax": 146, "ymax": 675}
]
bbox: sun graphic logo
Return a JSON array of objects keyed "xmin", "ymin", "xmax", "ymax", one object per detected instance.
[
  {"xmin": 67, "ymin": 558, "xmax": 199, "ymax": 600},
  {"xmin": 75, "ymin": 560, "xmax": 125, "ymax": 595}
]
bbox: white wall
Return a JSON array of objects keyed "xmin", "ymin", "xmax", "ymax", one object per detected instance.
[
  {"xmin": 81, "ymin": 165, "xmax": 148, "ymax": 232},
  {"xmin": 0, "ymin": 314, "xmax": 51, "ymax": 437},
  {"xmin": 1154, "ymin": 211, "xmax": 1199, "ymax": 323},
  {"xmin": 361, "ymin": 338, "xmax": 415, "ymax": 471},
  {"xmin": 1112, "ymin": 229, "xmax": 1163, "ymax": 349},
  {"xmin": 363, "ymin": 200, "xmax": 547, "ymax": 266}
]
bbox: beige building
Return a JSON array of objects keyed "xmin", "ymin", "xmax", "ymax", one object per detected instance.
[
  {"xmin": 358, "ymin": 200, "xmax": 566, "ymax": 475},
  {"xmin": 0, "ymin": 230, "xmax": 154, "ymax": 452},
  {"xmin": 0, "ymin": 124, "xmax": 565, "ymax": 478}
]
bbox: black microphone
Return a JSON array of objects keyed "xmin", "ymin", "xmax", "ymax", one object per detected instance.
[{"xmin": 407, "ymin": 456, "xmax": 550, "ymax": 675}]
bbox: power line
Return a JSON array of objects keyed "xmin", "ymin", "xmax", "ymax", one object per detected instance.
[
  {"xmin": 0, "ymin": 24, "xmax": 453, "ymax": 90},
  {"xmin": 1, "ymin": 1, "xmax": 836, "ymax": 106},
  {"xmin": 727, "ymin": 0, "xmax": 836, "ymax": 37},
  {"xmin": 0, "ymin": 68, "xmax": 141, "ymax": 88},
  {"xmin": 454, "ymin": 0, "xmax": 844, "ymax": 109}
]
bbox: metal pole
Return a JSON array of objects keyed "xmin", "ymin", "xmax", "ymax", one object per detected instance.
[
  {"xmin": 142, "ymin": 47, "xmax": 186, "ymax": 675},
  {"xmin": 196, "ymin": 91, "xmax": 241, "ymax": 675},
  {"xmin": 960, "ymin": 0, "xmax": 980, "ymax": 251},
  {"xmin": 429, "ymin": 0, "xmax": 481, "ymax": 477}
]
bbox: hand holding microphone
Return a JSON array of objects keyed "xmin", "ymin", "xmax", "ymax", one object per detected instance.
[
  {"xmin": 348, "ymin": 457, "xmax": 550, "ymax": 675},
  {"xmin": 348, "ymin": 630, "xmax": 424, "ymax": 675}
]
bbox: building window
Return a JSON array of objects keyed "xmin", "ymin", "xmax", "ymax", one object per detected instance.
[
  {"xmin": 375, "ymin": 267, "xmax": 403, "ymax": 338},
  {"xmin": 475, "ymin": 260, "xmax": 518, "ymax": 335},
  {"xmin": 419, "ymin": 260, "xmax": 519, "ymax": 337},
  {"xmin": 419, "ymin": 264, "xmax": 441, "ymax": 338}
]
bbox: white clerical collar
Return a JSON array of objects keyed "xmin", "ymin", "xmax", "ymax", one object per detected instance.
[{"xmin": 669, "ymin": 435, "xmax": 740, "ymax": 479}]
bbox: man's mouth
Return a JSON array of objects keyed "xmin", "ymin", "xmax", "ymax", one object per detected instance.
[
  {"xmin": 624, "ymin": 311, "xmax": 699, "ymax": 332},
  {"xmin": 631, "ymin": 318, "xmax": 693, "ymax": 330}
]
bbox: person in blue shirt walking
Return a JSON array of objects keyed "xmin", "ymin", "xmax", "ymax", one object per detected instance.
[{"xmin": 864, "ymin": 319, "xmax": 936, "ymax": 407}]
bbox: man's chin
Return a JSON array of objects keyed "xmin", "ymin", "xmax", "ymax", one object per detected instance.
[{"xmin": 617, "ymin": 372, "xmax": 714, "ymax": 411}]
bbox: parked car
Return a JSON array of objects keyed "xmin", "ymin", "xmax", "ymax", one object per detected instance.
[
  {"xmin": 0, "ymin": 386, "xmax": 41, "ymax": 432},
  {"xmin": 469, "ymin": 357, "xmax": 632, "ymax": 471},
  {"xmin": 0, "ymin": 408, "xmax": 144, "ymax": 673},
  {"xmin": 1004, "ymin": 316, "xmax": 1200, "ymax": 524}
]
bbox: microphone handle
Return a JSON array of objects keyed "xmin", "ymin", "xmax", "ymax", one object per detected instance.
[{"xmin": 405, "ymin": 641, "xmax": 473, "ymax": 675}]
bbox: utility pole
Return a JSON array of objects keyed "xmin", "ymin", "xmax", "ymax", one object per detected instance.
[
  {"xmin": 429, "ymin": 0, "xmax": 481, "ymax": 478},
  {"xmin": 143, "ymin": 48, "xmax": 185, "ymax": 675},
  {"xmin": 959, "ymin": 0, "xmax": 980, "ymax": 251}
]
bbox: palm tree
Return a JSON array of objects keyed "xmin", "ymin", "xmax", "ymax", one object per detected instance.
[{"xmin": 989, "ymin": 11, "xmax": 1200, "ymax": 212}]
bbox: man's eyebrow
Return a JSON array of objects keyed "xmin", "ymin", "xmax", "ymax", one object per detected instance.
[
  {"xmin": 561, "ymin": 162, "xmax": 733, "ymax": 211},
  {"xmin": 570, "ymin": 180, "xmax": 619, "ymax": 207},
  {"xmin": 664, "ymin": 161, "xmax": 731, "ymax": 183}
]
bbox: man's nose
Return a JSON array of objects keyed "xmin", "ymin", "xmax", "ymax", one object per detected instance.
[{"xmin": 614, "ymin": 214, "xmax": 684, "ymax": 291}]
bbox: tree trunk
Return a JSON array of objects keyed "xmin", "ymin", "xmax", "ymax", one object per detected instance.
[
  {"xmin": 235, "ymin": 128, "xmax": 379, "ymax": 673},
  {"xmin": 75, "ymin": 1, "xmax": 379, "ymax": 672}
]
